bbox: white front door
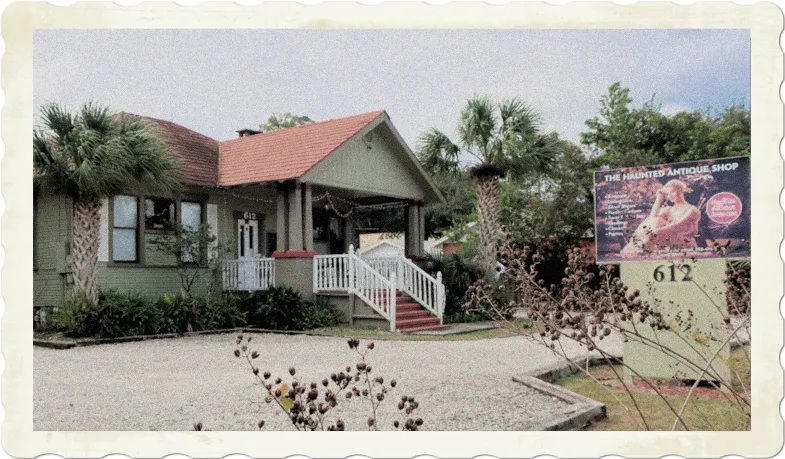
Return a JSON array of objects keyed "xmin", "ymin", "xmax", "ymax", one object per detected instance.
[{"xmin": 237, "ymin": 219, "xmax": 259, "ymax": 289}]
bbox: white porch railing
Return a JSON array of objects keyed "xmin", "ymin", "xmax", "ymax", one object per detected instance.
[
  {"xmin": 360, "ymin": 251, "xmax": 445, "ymax": 324},
  {"xmin": 313, "ymin": 251, "xmax": 397, "ymax": 331},
  {"xmin": 313, "ymin": 254, "xmax": 352, "ymax": 292},
  {"xmin": 223, "ymin": 258, "xmax": 275, "ymax": 292}
]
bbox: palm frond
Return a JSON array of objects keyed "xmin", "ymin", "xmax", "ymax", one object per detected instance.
[
  {"xmin": 506, "ymin": 133, "xmax": 562, "ymax": 180},
  {"xmin": 459, "ymin": 95, "xmax": 497, "ymax": 158},
  {"xmin": 39, "ymin": 103, "xmax": 76, "ymax": 141},
  {"xmin": 33, "ymin": 102, "xmax": 181, "ymax": 201},
  {"xmin": 499, "ymin": 98, "xmax": 542, "ymax": 142},
  {"xmin": 416, "ymin": 128, "xmax": 461, "ymax": 176}
]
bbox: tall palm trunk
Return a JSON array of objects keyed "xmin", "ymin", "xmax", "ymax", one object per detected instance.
[
  {"xmin": 476, "ymin": 176, "xmax": 501, "ymax": 274},
  {"xmin": 71, "ymin": 197, "xmax": 102, "ymax": 301}
]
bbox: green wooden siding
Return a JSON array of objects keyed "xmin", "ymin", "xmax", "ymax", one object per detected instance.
[
  {"xmin": 34, "ymin": 186, "xmax": 280, "ymax": 308},
  {"xmin": 143, "ymin": 233, "xmax": 178, "ymax": 266},
  {"xmin": 304, "ymin": 124, "xmax": 425, "ymax": 201},
  {"xmin": 95, "ymin": 263, "xmax": 216, "ymax": 298},
  {"xmin": 33, "ymin": 192, "xmax": 72, "ymax": 307},
  {"xmin": 211, "ymin": 187, "xmax": 277, "ymax": 259}
]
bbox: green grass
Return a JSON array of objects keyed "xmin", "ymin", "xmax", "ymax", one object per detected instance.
[{"xmin": 555, "ymin": 346, "xmax": 751, "ymax": 431}]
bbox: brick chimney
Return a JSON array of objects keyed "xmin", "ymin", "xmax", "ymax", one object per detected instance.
[{"xmin": 236, "ymin": 128, "xmax": 261, "ymax": 138}]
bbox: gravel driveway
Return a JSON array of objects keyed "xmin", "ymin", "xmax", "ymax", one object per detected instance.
[{"xmin": 34, "ymin": 332, "xmax": 621, "ymax": 431}]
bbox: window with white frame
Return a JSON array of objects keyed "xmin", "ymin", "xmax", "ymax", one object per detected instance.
[
  {"xmin": 113, "ymin": 195, "xmax": 138, "ymax": 262},
  {"xmin": 181, "ymin": 201, "xmax": 203, "ymax": 231}
]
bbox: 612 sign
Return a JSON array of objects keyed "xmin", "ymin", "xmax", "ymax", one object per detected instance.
[{"xmin": 653, "ymin": 263, "xmax": 694, "ymax": 282}]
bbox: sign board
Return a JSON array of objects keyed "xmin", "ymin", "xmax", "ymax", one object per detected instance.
[
  {"xmin": 594, "ymin": 156, "xmax": 750, "ymax": 263},
  {"xmin": 620, "ymin": 259, "xmax": 732, "ymax": 386},
  {"xmin": 592, "ymin": 157, "xmax": 749, "ymax": 386}
]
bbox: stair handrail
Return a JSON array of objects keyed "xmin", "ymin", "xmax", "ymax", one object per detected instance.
[
  {"xmin": 358, "ymin": 250, "xmax": 445, "ymax": 324},
  {"xmin": 347, "ymin": 245, "xmax": 397, "ymax": 331},
  {"xmin": 396, "ymin": 255, "xmax": 444, "ymax": 323}
]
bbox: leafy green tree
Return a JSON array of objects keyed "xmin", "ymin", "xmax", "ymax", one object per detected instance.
[
  {"xmin": 259, "ymin": 112, "xmax": 314, "ymax": 132},
  {"xmin": 33, "ymin": 103, "xmax": 180, "ymax": 301},
  {"xmin": 499, "ymin": 136, "xmax": 594, "ymax": 245},
  {"xmin": 582, "ymin": 82, "xmax": 750, "ymax": 168},
  {"xmin": 422, "ymin": 169, "xmax": 476, "ymax": 239},
  {"xmin": 417, "ymin": 95, "xmax": 561, "ymax": 273}
]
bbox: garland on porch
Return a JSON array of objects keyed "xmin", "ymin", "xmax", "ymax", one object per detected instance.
[
  {"xmin": 312, "ymin": 191, "xmax": 407, "ymax": 219},
  {"xmin": 220, "ymin": 189, "xmax": 407, "ymax": 219}
]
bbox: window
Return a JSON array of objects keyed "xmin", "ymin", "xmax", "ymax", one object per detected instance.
[
  {"xmin": 181, "ymin": 201, "xmax": 202, "ymax": 231},
  {"xmin": 145, "ymin": 198, "xmax": 176, "ymax": 230},
  {"xmin": 113, "ymin": 195, "xmax": 138, "ymax": 262}
]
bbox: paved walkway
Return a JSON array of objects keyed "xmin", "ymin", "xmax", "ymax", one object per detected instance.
[
  {"xmin": 409, "ymin": 321, "xmax": 497, "ymax": 335},
  {"xmin": 34, "ymin": 332, "xmax": 621, "ymax": 431}
]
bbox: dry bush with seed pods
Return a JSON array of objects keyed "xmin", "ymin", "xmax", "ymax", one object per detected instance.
[
  {"xmin": 465, "ymin": 234, "xmax": 751, "ymax": 431},
  {"xmin": 193, "ymin": 335, "xmax": 423, "ymax": 431}
]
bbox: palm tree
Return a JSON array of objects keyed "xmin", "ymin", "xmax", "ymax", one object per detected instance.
[
  {"xmin": 33, "ymin": 102, "xmax": 180, "ymax": 301},
  {"xmin": 417, "ymin": 95, "xmax": 561, "ymax": 273}
]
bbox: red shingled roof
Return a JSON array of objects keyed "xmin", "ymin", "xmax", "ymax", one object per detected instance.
[
  {"xmin": 218, "ymin": 110, "xmax": 385, "ymax": 186},
  {"xmin": 121, "ymin": 113, "xmax": 220, "ymax": 186}
]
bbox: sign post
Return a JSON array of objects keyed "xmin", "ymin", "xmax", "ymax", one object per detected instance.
[{"xmin": 593, "ymin": 157, "xmax": 750, "ymax": 387}]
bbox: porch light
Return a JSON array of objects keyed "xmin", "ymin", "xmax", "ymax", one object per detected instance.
[{"xmin": 324, "ymin": 203, "xmax": 330, "ymax": 210}]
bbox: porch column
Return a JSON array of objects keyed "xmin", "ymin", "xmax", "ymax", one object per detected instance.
[
  {"xmin": 405, "ymin": 203, "xmax": 418, "ymax": 258},
  {"xmin": 288, "ymin": 183, "xmax": 303, "ymax": 251},
  {"xmin": 277, "ymin": 188, "xmax": 288, "ymax": 251},
  {"xmin": 343, "ymin": 218, "xmax": 355, "ymax": 253},
  {"xmin": 417, "ymin": 202, "xmax": 426, "ymax": 257},
  {"xmin": 303, "ymin": 184, "xmax": 314, "ymax": 252}
]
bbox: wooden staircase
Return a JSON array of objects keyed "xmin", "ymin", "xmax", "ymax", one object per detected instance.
[{"xmin": 395, "ymin": 291, "xmax": 449, "ymax": 333}]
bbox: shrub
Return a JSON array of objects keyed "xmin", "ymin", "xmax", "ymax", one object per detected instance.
[
  {"xmin": 239, "ymin": 287, "xmax": 342, "ymax": 330},
  {"xmin": 51, "ymin": 290, "xmax": 247, "ymax": 338},
  {"xmin": 96, "ymin": 290, "xmax": 166, "ymax": 337},
  {"xmin": 425, "ymin": 253, "xmax": 488, "ymax": 318},
  {"xmin": 155, "ymin": 292, "xmax": 246, "ymax": 333},
  {"xmin": 239, "ymin": 287, "xmax": 304, "ymax": 330},
  {"xmin": 51, "ymin": 290, "xmax": 99, "ymax": 337},
  {"xmin": 199, "ymin": 335, "xmax": 424, "ymax": 431},
  {"xmin": 300, "ymin": 296, "xmax": 343, "ymax": 329}
]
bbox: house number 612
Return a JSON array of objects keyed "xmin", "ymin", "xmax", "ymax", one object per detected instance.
[{"xmin": 653, "ymin": 264, "xmax": 693, "ymax": 282}]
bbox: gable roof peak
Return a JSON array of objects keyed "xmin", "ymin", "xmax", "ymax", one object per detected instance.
[{"xmin": 218, "ymin": 109, "xmax": 387, "ymax": 186}]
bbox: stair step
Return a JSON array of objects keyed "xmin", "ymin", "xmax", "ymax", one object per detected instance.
[
  {"xmin": 398, "ymin": 324, "xmax": 452, "ymax": 333},
  {"xmin": 396, "ymin": 317, "xmax": 441, "ymax": 330},
  {"xmin": 396, "ymin": 310, "xmax": 431, "ymax": 320},
  {"xmin": 395, "ymin": 303, "xmax": 422, "ymax": 312}
]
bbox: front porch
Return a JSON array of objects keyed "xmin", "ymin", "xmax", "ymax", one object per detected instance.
[{"xmin": 220, "ymin": 182, "xmax": 446, "ymax": 332}]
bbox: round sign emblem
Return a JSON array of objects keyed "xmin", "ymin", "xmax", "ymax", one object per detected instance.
[{"xmin": 706, "ymin": 192, "xmax": 742, "ymax": 224}]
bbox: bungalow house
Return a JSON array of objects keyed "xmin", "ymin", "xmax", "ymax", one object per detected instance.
[{"xmin": 34, "ymin": 110, "xmax": 447, "ymax": 332}]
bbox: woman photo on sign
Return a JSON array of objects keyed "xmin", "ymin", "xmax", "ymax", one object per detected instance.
[{"xmin": 621, "ymin": 179, "xmax": 701, "ymax": 257}]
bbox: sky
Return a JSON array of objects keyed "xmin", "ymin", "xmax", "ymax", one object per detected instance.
[{"xmin": 34, "ymin": 29, "xmax": 750, "ymax": 148}]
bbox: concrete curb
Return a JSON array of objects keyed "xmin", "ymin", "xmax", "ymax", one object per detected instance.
[
  {"xmin": 512, "ymin": 353, "xmax": 622, "ymax": 431},
  {"xmin": 33, "ymin": 327, "xmax": 528, "ymax": 349},
  {"xmin": 33, "ymin": 328, "xmax": 319, "ymax": 349},
  {"xmin": 34, "ymin": 322, "xmax": 517, "ymax": 349}
]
